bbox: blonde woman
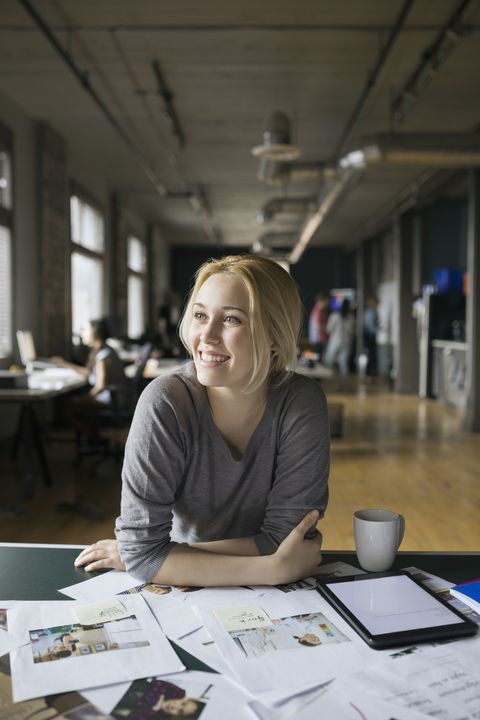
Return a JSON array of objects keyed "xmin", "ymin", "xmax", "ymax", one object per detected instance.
[{"xmin": 75, "ymin": 255, "xmax": 329, "ymax": 586}]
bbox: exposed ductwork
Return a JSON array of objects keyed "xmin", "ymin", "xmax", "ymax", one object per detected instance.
[
  {"xmin": 256, "ymin": 196, "xmax": 317, "ymax": 224},
  {"xmin": 288, "ymin": 169, "xmax": 359, "ymax": 264},
  {"xmin": 339, "ymin": 133, "xmax": 480, "ymax": 169}
]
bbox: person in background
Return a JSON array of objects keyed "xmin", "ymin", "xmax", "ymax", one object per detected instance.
[
  {"xmin": 74, "ymin": 255, "xmax": 329, "ymax": 587},
  {"xmin": 363, "ymin": 297, "xmax": 379, "ymax": 377},
  {"xmin": 324, "ymin": 298, "xmax": 355, "ymax": 377},
  {"xmin": 308, "ymin": 294, "xmax": 329, "ymax": 359},
  {"xmin": 52, "ymin": 318, "xmax": 128, "ymax": 442}
]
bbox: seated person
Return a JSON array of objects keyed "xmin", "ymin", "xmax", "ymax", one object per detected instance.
[
  {"xmin": 53, "ymin": 318, "xmax": 129, "ymax": 443},
  {"xmin": 75, "ymin": 255, "xmax": 329, "ymax": 587}
]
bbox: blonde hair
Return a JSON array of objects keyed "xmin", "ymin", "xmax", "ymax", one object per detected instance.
[{"xmin": 179, "ymin": 254, "xmax": 303, "ymax": 393}]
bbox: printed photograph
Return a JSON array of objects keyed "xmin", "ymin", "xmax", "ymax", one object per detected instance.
[
  {"xmin": 0, "ymin": 609, "xmax": 7, "ymax": 632},
  {"xmin": 29, "ymin": 614, "xmax": 150, "ymax": 664},
  {"xmin": 112, "ymin": 677, "xmax": 211, "ymax": 719},
  {"xmin": 229, "ymin": 612, "xmax": 350, "ymax": 659},
  {"xmin": 274, "ymin": 579, "xmax": 317, "ymax": 593},
  {"xmin": 119, "ymin": 583, "xmax": 173, "ymax": 596}
]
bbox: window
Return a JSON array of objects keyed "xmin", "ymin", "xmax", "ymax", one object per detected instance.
[
  {"xmin": 70, "ymin": 192, "xmax": 105, "ymax": 338},
  {"xmin": 0, "ymin": 226, "xmax": 12, "ymax": 358},
  {"xmin": 0, "ymin": 138, "xmax": 13, "ymax": 359},
  {"xmin": 127, "ymin": 235, "xmax": 147, "ymax": 339}
]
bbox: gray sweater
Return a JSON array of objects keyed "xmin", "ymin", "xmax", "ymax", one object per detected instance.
[{"xmin": 115, "ymin": 362, "xmax": 330, "ymax": 582}]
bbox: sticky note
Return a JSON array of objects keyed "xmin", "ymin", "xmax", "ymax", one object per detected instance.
[
  {"xmin": 214, "ymin": 606, "xmax": 273, "ymax": 632},
  {"xmin": 72, "ymin": 598, "xmax": 129, "ymax": 626}
]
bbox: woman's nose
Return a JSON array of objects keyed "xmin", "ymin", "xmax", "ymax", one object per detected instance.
[{"xmin": 200, "ymin": 319, "xmax": 220, "ymax": 343}]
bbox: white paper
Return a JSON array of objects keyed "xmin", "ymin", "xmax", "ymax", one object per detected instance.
[
  {"xmin": 174, "ymin": 625, "xmax": 236, "ymax": 676},
  {"xmin": 349, "ymin": 642, "xmax": 480, "ymax": 720},
  {"xmin": 250, "ymin": 678, "xmax": 431, "ymax": 720},
  {"xmin": 198, "ymin": 590, "xmax": 373, "ymax": 695},
  {"xmin": 8, "ymin": 595, "xmax": 185, "ymax": 702},
  {"xmin": 149, "ymin": 601, "xmax": 204, "ymax": 640},
  {"xmin": 0, "ymin": 628, "xmax": 25, "ymax": 658},
  {"xmin": 108, "ymin": 670, "xmax": 255, "ymax": 720},
  {"xmin": 59, "ymin": 569, "xmax": 175, "ymax": 600}
]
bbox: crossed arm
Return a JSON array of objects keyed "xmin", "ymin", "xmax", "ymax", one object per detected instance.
[{"xmin": 74, "ymin": 510, "xmax": 323, "ymax": 587}]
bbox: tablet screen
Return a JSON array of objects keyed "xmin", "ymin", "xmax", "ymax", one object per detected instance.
[{"xmin": 326, "ymin": 574, "xmax": 464, "ymax": 635}]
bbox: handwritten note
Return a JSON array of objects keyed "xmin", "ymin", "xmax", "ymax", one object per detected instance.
[
  {"xmin": 72, "ymin": 598, "xmax": 129, "ymax": 626},
  {"xmin": 214, "ymin": 606, "xmax": 273, "ymax": 633}
]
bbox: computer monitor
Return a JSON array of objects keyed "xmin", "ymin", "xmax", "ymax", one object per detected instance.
[
  {"xmin": 16, "ymin": 330, "xmax": 54, "ymax": 370},
  {"xmin": 16, "ymin": 329, "xmax": 36, "ymax": 366}
]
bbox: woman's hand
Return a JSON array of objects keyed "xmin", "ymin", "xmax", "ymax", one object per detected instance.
[
  {"xmin": 74, "ymin": 539, "xmax": 125, "ymax": 572},
  {"xmin": 271, "ymin": 510, "xmax": 323, "ymax": 584}
]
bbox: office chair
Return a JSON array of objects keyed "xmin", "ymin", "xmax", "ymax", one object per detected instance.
[{"xmin": 73, "ymin": 342, "xmax": 153, "ymax": 467}]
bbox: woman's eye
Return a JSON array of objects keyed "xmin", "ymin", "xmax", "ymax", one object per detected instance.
[
  {"xmin": 225, "ymin": 315, "xmax": 241, "ymax": 325},
  {"xmin": 193, "ymin": 311, "xmax": 206, "ymax": 321}
]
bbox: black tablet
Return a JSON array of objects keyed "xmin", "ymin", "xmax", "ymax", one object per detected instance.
[{"xmin": 316, "ymin": 570, "xmax": 478, "ymax": 649}]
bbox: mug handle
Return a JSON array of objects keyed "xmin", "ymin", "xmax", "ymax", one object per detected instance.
[{"xmin": 397, "ymin": 514, "xmax": 405, "ymax": 548}]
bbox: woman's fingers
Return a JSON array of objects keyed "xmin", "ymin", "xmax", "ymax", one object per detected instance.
[
  {"xmin": 74, "ymin": 539, "xmax": 125, "ymax": 571},
  {"xmin": 273, "ymin": 511, "xmax": 323, "ymax": 583},
  {"xmin": 293, "ymin": 510, "xmax": 320, "ymax": 537}
]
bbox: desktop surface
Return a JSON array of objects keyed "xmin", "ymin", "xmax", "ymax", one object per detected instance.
[{"xmin": 0, "ymin": 543, "xmax": 478, "ymax": 602}]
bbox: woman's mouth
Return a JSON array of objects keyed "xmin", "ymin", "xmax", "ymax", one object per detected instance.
[{"xmin": 199, "ymin": 351, "xmax": 229, "ymax": 365}]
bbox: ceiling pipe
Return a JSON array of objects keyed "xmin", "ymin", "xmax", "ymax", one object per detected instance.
[
  {"xmin": 288, "ymin": 169, "xmax": 359, "ymax": 264},
  {"xmin": 339, "ymin": 133, "xmax": 480, "ymax": 169},
  {"xmin": 19, "ymin": 0, "xmax": 221, "ymax": 244},
  {"xmin": 392, "ymin": 0, "xmax": 474, "ymax": 125},
  {"xmin": 257, "ymin": 196, "xmax": 317, "ymax": 224},
  {"xmin": 279, "ymin": 1, "xmax": 415, "ymax": 263},
  {"xmin": 333, "ymin": 0, "xmax": 415, "ymax": 158},
  {"xmin": 17, "ymin": 0, "xmax": 169, "ymax": 199}
]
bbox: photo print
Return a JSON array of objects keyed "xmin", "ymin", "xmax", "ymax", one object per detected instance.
[
  {"xmin": 228, "ymin": 612, "xmax": 349, "ymax": 659},
  {"xmin": 29, "ymin": 615, "xmax": 149, "ymax": 664},
  {"xmin": 119, "ymin": 583, "xmax": 173, "ymax": 597},
  {"xmin": 112, "ymin": 677, "xmax": 211, "ymax": 720}
]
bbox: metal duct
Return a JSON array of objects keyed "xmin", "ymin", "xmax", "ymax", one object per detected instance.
[
  {"xmin": 288, "ymin": 169, "xmax": 359, "ymax": 264},
  {"xmin": 257, "ymin": 196, "xmax": 317, "ymax": 224},
  {"xmin": 340, "ymin": 133, "xmax": 480, "ymax": 169}
]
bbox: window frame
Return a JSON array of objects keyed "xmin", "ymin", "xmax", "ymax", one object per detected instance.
[
  {"xmin": 69, "ymin": 182, "xmax": 106, "ymax": 340},
  {"xmin": 127, "ymin": 233, "xmax": 148, "ymax": 340},
  {"xmin": 0, "ymin": 121, "xmax": 14, "ymax": 362}
]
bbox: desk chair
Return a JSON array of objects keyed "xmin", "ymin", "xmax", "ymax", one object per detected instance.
[{"xmin": 73, "ymin": 343, "xmax": 153, "ymax": 467}]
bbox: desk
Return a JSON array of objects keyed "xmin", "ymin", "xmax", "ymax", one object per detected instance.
[
  {"xmin": 1, "ymin": 543, "xmax": 479, "ymax": 692},
  {"xmin": 125, "ymin": 359, "xmax": 333, "ymax": 382},
  {"xmin": 1, "ymin": 542, "xmax": 478, "ymax": 600},
  {"xmin": 125, "ymin": 358, "xmax": 187, "ymax": 380},
  {"xmin": 295, "ymin": 363, "xmax": 334, "ymax": 379},
  {"xmin": 0, "ymin": 370, "xmax": 86, "ymax": 496}
]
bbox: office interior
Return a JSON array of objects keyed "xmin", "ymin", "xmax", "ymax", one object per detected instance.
[{"xmin": 0, "ymin": 1, "xmax": 479, "ymax": 553}]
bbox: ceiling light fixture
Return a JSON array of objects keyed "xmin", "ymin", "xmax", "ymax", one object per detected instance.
[{"xmin": 251, "ymin": 112, "xmax": 300, "ymax": 162}]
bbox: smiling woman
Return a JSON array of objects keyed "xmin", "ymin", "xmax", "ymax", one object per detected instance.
[{"xmin": 74, "ymin": 255, "xmax": 330, "ymax": 588}]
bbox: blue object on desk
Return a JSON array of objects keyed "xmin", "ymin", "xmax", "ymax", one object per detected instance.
[
  {"xmin": 434, "ymin": 268, "xmax": 464, "ymax": 295},
  {"xmin": 451, "ymin": 579, "xmax": 480, "ymax": 613}
]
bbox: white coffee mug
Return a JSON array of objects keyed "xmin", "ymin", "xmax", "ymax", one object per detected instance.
[{"xmin": 354, "ymin": 509, "xmax": 405, "ymax": 572}]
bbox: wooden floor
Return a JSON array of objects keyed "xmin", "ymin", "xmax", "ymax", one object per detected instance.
[{"xmin": 1, "ymin": 378, "xmax": 479, "ymax": 552}]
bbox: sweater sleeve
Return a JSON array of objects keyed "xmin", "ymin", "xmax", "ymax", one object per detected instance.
[
  {"xmin": 115, "ymin": 378, "xmax": 188, "ymax": 581},
  {"xmin": 253, "ymin": 377, "xmax": 330, "ymax": 555}
]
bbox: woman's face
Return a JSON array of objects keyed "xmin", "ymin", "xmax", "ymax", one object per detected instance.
[
  {"xmin": 188, "ymin": 273, "xmax": 253, "ymax": 393},
  {"xmin": 81, "ymin": 323, "xmax": 93, "ymax": 346},
  {"xmin": 161, "ymin": 697, "xmax": 198, "ymax": 716}
]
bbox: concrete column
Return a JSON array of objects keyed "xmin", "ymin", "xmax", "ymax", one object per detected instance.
[
  {"xmin": 393, "ymin": 212, "xmax": 419, "ymax": 393},
  {"xmin": 463, "ymin": 169, "xmax": 480, "ymax": 432},
  {"xmin": 36, "ymin": 122, "xmax": 68, "ymax": 355}
]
